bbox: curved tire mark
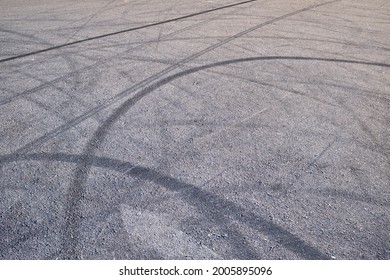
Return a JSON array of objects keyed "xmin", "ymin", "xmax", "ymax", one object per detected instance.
[
  {"xmin": 0, "ymin": 152, "xmax": 330, "ymax": 259},
  {"xmin": 0, "ymin": 0, "xmax": 258, "ymax": 63},
  {"xmin": 11, "ymin": 0, "xmax": 345, "ymax": 155},
  {"xmin": 61, "ymin": 54, "xmax": 388, "ymax": 259}
]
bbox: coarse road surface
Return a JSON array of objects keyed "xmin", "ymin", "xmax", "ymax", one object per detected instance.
[{"xmin": 0, "ymin": 0, "xmax": 389, "ymax": 260}]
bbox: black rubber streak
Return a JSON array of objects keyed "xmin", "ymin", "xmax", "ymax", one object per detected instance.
[
  {"xmin": 0, "ymin": 6, "xmax": 244, "ymax": 107},
  {"xmin": 6, "ymin": 0, "xmax": 386, "ymax": 259},
  {"xmin": 60, "ymin": 55, "xmax": 389, "ymax": 259},
  {"xmin": 11, "ymin": 0, "xmax": 342, "ymax": 155},
  {"xmin": 1, "ymin": 151, "xmax": 388, "ymax": 259},
  {"xmin": 0, "ymin": 0, "xmax": 257, "ymax": 63}
]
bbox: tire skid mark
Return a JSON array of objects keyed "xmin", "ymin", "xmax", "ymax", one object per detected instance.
[
  {"xmin": 0, "ymin": 29, "xmax": 87, "ymax": 106},
  {"xmin": 0, "ymin": 27, "xmax": 77, "ymax": 76},
  {"xmin": 10, "ymin": 1, "xmax": 342, "ymax": 156},
  {"xmin": 8, "ymin": 0, "xmax": 382, "ymax": 259},
  {"xmin": 152, "ymin": 0, "xmax": 185, "ymax": 54},
  {"xmin": 204, "ymin": 68, "xmax": 339, "ymax": 109},
  {"xmin": 151, "ymin": 98, "xmax": 262, "ymax": 258},
  {"xmin": 0, "ymin": 153, "xmax": 388, "ymax": 208},
  {"xmin": 0, "ymin": 1, "xmax": 253, "ymax": 106},
  {"xmin": 1, "ymin": 2, "xmax": 252, "ymax": 157},
  {"xmin": 56, "ymin": 0, "xmax": 139, "ymax": 38},
  {"xmin": 1, "ymin": 0, "xmax": 388, "ymax": 260},
  {"xmin": 0, "ymin": 152, "xmax": 327, "ymax": 259},
  {"xmin": 64, "ymin": 0, "xmax": 119, "ymax": 44},
  {"xmin": 0, "ymin": 0, "xmax": 258, "ymax": 63},
  {"xmin": 314, "ymin": 86, "xmax": 390, "ymax": 160},
  {"xmin": 11, "ymin": 56, "xmax": 389, "ymax": 158},
  {"xmin": 0, "ymin": 27, "xmax": 53, "ymax": 48},
  {"xmin": 61, "ymin": 53, "xmax": 390, "ymax": 258}
]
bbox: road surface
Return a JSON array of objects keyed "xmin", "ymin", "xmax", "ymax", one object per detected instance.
[{"xmin": 0, "ymin": 0, "xmax": 389, "ymax": 259}]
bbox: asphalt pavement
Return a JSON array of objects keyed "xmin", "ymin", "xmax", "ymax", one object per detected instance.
[{"xmin": 0, "ymin": 0, "xmax": 389, "ymax": 259}]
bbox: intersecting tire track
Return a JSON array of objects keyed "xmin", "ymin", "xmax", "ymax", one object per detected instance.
[
  {"xmin": 0, "ymin": 0, "xmax": 258, "ymax": 64},
  {"xmin": 11, "ymin": 0, "xmax": 340, "ymax": 156},
  {"xmin": 6, "ymin": 0, "xmax": 387, "ymax": 260},
  {"xmin": 0, "ymin": 0, "xmax": 257, "ymax": 107},
  {"xmin": 29, "ymin": 0, "xmax": 355, "ymax": 259},
  {"xmin": 59, "ymin": 52, "xmax": 388, "ymax": 259}
]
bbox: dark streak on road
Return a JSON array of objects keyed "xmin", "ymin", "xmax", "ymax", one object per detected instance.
[
  {"xmin": 0, "ymin": 0, "xmax": 258, "ymax": 64},
  {"xmin": 61, "ymin": 54, "xmax": 389, "ymax": 259}
]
